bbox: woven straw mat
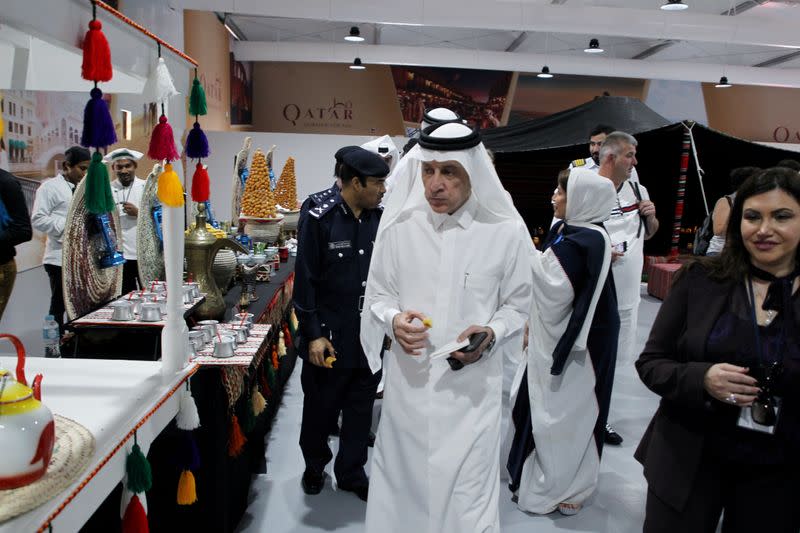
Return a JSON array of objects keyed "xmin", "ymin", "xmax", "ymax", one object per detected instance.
[{"xmin": 137, "ymin": 163, "xmax": 165, "ymax": 286}]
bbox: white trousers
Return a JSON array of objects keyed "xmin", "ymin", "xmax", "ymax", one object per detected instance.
[{"xmin": 615, "ymin": 305, "xmax": 639, "ymax": 368}]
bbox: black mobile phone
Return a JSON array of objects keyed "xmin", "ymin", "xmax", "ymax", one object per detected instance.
[{"xmin": 445, "ymin": 332, "xmax": 488, "ymax": 371}]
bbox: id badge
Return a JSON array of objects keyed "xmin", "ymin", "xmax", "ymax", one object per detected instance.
[{"xmin": 737, "ymin": 397, "xmax": 781, "ymax": 435}]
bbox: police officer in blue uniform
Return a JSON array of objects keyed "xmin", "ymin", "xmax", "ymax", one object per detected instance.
[
  {"xmin": 294, "ymin": 146, "xmax": 390, "ymax": 501},
  {"xmin": 297, "ymin": 145, "xmax": 359, "ymax": 237}
]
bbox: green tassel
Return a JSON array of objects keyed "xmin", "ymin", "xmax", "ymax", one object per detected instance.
[
  {"xmin": 189, "ymin": 78, "xmax": 207, "ymax": 117},
  {"xmin": 85, "ymin": 151, "xmax": 115, "ymax": 215},
  {"xmin": 126, "ymin": 442, "xmax": 153, "ymax": 493}
]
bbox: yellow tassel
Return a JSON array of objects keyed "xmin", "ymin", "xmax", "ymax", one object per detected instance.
[
  {"xmin": 177, "ymin": 469, "xmax": 197, "ymax": 505},
  {"xmin": 252, "ymin": 387, "xmax": 267, "ymax": 415},
  {"xmin": 0, "ymin": 113, "xmax": 4, "ymax": 138},
  {"xmin": 157, "ymin": 163, "xmax": 185, "ymax": 207}
]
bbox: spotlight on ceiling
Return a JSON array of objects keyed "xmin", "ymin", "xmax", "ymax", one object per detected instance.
[
  {"xmin": 715, "ymin": 76, "xmax": 732, "ymax": 88},
  {"xmin": 661, "ymin": 0, "xmax": 689, "ymax": 10},
  {"xmin": 537, "ymin": 66, "xmax": 554, "ymax": 79},
  {"xmin": 345, "ymin": 26, "xmax": 364, "ymax": 42},
  {"xmin": 350, "ymin": 57, "xmax": 366, "ymax": 70},
  {"xmin": 584, "ymin": 38, "xmax": 604, "ymax": 54}
]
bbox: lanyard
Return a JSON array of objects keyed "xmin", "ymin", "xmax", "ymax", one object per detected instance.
[{"xmin": 746, "ymin": 277, "xmax": 785, "ymax": 367}]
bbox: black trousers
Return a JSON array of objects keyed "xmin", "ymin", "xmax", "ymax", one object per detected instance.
[
  {"xmin": 121, "ymin": 260, "xmax": 140, "ymax": 295},
  {"xmin": 644, "ymin": 453, "xmax": 800, "ymax": 533},
  {"xmin": 44, "ymin": 264, "xmax": 65, "ymax": 333},
  {"xmin": 299, "ymin": 360, "xmax": 380, "ymax": 487}
]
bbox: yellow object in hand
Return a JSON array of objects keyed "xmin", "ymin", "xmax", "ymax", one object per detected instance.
[
  {"xmin": 324, "ymin": 355, "xmax": 337, "ymax": 367},
  {"xmin": 422, "ymin": 317, "xmax": 433, "ymax": 328}
]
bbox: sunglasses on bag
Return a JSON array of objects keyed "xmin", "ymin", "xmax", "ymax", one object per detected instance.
[{"xmin": 751, "ymin": 362, "xmax": 782, "ymax": 427}]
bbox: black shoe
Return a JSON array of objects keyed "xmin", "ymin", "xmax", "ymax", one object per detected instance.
[
  {"xmin": 604, "ymin": 424, "xmax": 623, "ymax": 445},
  {"xmin": 301, "ymin": 470, "xmax": 326, "ymax": 495},
  {"xmin": 368, "ymin": 430, "xmax": 376, "ymax": 448},
  {"xmin": 338, "ymin": 482, "xmax": 369, "ymax": 502}
]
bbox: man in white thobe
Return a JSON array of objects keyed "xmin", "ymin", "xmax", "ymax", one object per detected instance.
[{"xmin": 361, "ymin": 121, "xmax": 532, "ymax": 533}]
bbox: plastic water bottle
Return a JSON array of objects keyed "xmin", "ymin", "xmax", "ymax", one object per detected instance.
[{"xmin": 43, "ymin": 315, "xmax": 61, "ymax": 358}]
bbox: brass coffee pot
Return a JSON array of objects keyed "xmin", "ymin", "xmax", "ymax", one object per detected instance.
[{"xmin": 185, "ymin": 204, "xmax": 247, "ymax": 320}]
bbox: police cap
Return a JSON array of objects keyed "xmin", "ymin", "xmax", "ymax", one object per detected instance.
[{"xmin": 340, "ymin": 147, "xmax": 390, "ymax": 178}]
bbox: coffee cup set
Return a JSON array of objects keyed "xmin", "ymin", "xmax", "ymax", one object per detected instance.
[
  {"xmin": 110, "ymin": 284, "xmax": 201, "ymax": 322},
  {"xmin": 189, "ymin": 317, "xmax": 254, "ymax": 359}
]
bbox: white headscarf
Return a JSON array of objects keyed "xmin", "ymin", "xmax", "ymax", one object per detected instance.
[{"xmin": 361, "ymin": 135, "xmax": 399, "ymax": 173}]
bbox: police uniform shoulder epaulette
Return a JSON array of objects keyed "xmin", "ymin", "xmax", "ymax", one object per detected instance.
[
  {"xmin": 309, "ymin": 194, "xmax": 341, "ymax": 219},
  {"xmin": 571, "ymin": 158, "xmax": 587, "ymax": 167},
  {"xmin": 309, "ymin": 187, "xmax": 335, "ymax": 205}
]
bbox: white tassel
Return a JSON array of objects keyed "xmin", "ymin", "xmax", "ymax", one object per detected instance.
[
  {"xmin": 142, "ymin": 57, "xmax": 179, "ymax": 104},
  {"xmin": 176, "ymin": 387, "xmax": 200, "ymax": 430}
]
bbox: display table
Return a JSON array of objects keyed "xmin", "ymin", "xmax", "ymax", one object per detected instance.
[
  {"xmin": 0, "ymin": 357, "xmax": 196, "ymax": 533},
  {"xmin": 647, "ymin": 262, "xmax": 683, "ymax": 300},
  {"xmin": 62, "ymin": 292, "xmax": 206, "ymax": 360},
  {"xmin": 145, "ymin": 257, "xmax": 297, "ymax": 533}
]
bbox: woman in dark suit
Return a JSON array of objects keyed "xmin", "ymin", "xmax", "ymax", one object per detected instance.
[{"xmin": 636, "ymin": 167, "xmax": 800, "ymax": 532}]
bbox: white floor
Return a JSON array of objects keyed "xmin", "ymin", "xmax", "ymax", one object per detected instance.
[{"xmin": 237, "ymin": 292, "xmax": 664, "ymax": 533}]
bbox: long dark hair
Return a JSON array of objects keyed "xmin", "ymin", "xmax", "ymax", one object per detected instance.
[{"xmin": 690, "ymin": 167, "xmax": 800, "ymax": 282}]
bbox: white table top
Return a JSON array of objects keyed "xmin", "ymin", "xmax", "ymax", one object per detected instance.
[{"xmin": 0, "ymin": 357, "xmax": 197, "ymax": 532}]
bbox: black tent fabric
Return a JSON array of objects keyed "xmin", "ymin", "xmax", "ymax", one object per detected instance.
[
  {"xmin": 483, "ymin": 96, "xmax": 671, "ymax": 153},
  {"xmin": 494, "ymin": 121, "xmax": 800, "ymax": 255}
]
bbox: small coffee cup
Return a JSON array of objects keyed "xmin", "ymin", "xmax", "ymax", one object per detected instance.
[
  {"xmin": 110, "ymin": 301, "xmax": 134, "ymax": 321},
  {"xmin": 213, "ymin": 335, "xmax": 236, "ymax": 358},
  {"xmin": 139, "ymin": 302, "xmax": 162, "ymax": 322}
]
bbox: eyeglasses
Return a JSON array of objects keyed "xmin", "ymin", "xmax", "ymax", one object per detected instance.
[{"xmin": 751, "ymin": 362, "xmax": 781, "ymax": 426}]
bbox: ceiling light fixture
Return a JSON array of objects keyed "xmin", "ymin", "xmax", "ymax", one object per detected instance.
[
  {"xmin": 715, "ymin": 76, "xmax": 732, "ymax": 88},
  {"xmin": 661, "ymin": 0, "xmax": 689, "ymax": 10},
  {"xmin": 345, "ymin": 26, "xmax": 364, "ymax": 42},
  {"xmin": 537, "ymin": 66, "xmax": 554, "ymax": 79},
  {"xmin": 350, "ymin": 57, "xmax": 366, "ymax": 70},
  {"xmin": 584, "ymin": 38, "xmax": 604, "ymax": 54},
  {"xmin": 223, "ymin": 14, "xmax": 244, "ymax": 41}
]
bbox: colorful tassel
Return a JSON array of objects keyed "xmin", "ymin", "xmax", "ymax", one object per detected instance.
[
  {"xmin": 259, "ymin": 366, "xmax": 271, "ymax": 399},
  {"xmin": 277, "ymin": 332, "xmax": 286, "ymax": 357},
  {"xmin": 81, "ymin": 87, "xmax": 117, "ymax": 149},
  {"xmin": 190, "ymin": 163, "xmax": 210, "ymax": 203},
  {"xmin": 0, "ymin": 113, "xmax": 4, "ymax": 138},
  {"xmin": 84, "ymin": 151, "xmax": 116, "ymax": 215},
  {"xmin": 184, "ymin": 432, "xmax": 201, "ymax": 471},
  {"xmin": 176, "ymin": 387, "xmax": 200, "ymax": 431},
  {"xmin": 177, "ymin": 470, "xmax": 198, "ymax": 505},
  {"xmin": 81, "ymin": 19, "xmax": 113, "ymax": 82},
  {"xmin": 228, "ymin": 414, "xmax": 247, "ymax": 457},
  {"xmin": 122, "ymin": 494, "xmax": 149, "ymax": 533},
  {"xmin": 185, "ymin": 122, "xmax": 209, "ymax": 159},
  {"xmin": 252, "ymin": 387, "xmax": 267, "ymax": 416},
  {"xmin": 283, "ymin": 324, "xmax": 293, "ymax": 348},
  {"xmin": 157, "ymin": 163, "xmax": 184, "ymax": 208},
  {"xmin": 189, "ymin": 77, "xmax": 208, "ymax": 116},
  {"xmin": 266, "ymin": 359, "xmax": 277, "ymax": 391},
  {"xmin": 142, "ymin": 57, "xmax": 179, "ymax": 104},
  {"xmin": 148, "ymin": 115, "xmax": 180, "ymax": 162},
  {"xmin": 272, "ymin": 347, "xmax": 279, "ymax": 370},
  {"xmin": 125, "ymin": 442, "xmax": 153, "ymax": 494}
]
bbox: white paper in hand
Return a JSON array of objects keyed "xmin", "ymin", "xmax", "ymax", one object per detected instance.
[{"xmin": 429, "ymin": 338, "xmax": 470, "ymax": 360}]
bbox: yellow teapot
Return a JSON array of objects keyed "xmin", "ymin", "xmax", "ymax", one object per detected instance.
[{"xmin": 0, "ymin": 334, "xmax": 55, "ymax": 489}]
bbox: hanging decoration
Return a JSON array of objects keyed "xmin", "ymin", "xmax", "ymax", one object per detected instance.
[
  {"xmin": 121, "ymin": 432, "xmax": 152, "ymax": 532},
  {"xmin": 80, "ymin": 2, "xmax": 117, "ymax": 216},
  {"xmin": 186, "ymin": 69, "xmax": 211, "ymax": 209},
  {"xmin": 175, "ymin": 382, "xmax": 201, "ymax": 506}
]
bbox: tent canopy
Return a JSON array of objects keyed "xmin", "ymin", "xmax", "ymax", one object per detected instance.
[
  {"xmin": 484, "ymin": 96, "xmax": 671, "ymax": 153},
  {"xmin": 489, "ymin": 101, "xmax": 800, "ymax": 255}
]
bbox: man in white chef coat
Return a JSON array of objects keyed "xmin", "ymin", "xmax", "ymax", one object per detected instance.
[
  {"xmin": 361, "ymin": 120, "xmax": 532, "ymax": 532},
  {"xmin": 105, "ymin": 148, "xmax": 146, "ymax": 294}
]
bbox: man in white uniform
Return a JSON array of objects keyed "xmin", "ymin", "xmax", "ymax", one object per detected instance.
[
  {"xmin": 32, "ymin": 146, "xmax": 91, "ymax": 333},
  {"xmin": 106, "ymin": 148, "xmax": 146, "ymax": 294},
  {"xmin": 597, "ymin": 131, "xmax": 659, "ymax": 443},
  {"xmin": 361, "ymin": 121, "xmax": 532, "ymax": 532},
  {"xmin": 570, "ymin": 124, "xmax": 640, "ymax": 184}
]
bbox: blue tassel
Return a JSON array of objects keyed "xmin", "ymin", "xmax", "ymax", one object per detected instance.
[
  {"xmin": 184, "ymin": 431, "xmax": 201, "ymax": 471},
  {"xmin": 81, "ymin": 87, "xmax": 117, "ymax": 149},
  {"xmin": 185, "ymin": 122, "xmax": 209, "ymax": 159}
]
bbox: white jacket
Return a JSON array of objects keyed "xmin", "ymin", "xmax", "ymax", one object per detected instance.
[{"xmin": 31, "ymin": 174, "xmax": 75, "ymax": 267}]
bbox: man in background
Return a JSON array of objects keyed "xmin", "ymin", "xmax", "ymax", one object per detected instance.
[
  {"xmin": 32, "ymin": 146, "xmax": 91, "ymax": 333},
  {"xmin": 106, "ymin": 148, "xmax": 146, "ymax": 293}
]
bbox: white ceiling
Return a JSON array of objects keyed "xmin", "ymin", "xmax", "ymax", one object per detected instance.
[{"xmin": 180, "ymin": 0, "xmax": 800, "ymax": 86}]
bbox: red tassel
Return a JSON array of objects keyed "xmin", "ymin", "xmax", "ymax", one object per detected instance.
[
  {"xmin": 259, "ymin": 366, "xmax": 271, "ymax": 398},
  {"xmin": 272, "ymin": 348, "xmax": 279, "ymax": 370},
  {"xmin": 82, "ymin": 19, "xmax": 113, "ymax": 82},
  {"xmin": 122, "ymin": 495, "xmax": 149, "ymax": 533},
  {"xmin": 283, "ymin": 324, "xmax": 292, "ymax": 348},
  {"xmin": 228, "ymin": 414, "xmax": 247, "ymax": 457},
  {"xmin": 148, "ymin": 115, "xmax": 180, "ymax": 162},
  {"xmin": 191, "ymin": 163, "xmax": 210, "ymax": 202}
]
